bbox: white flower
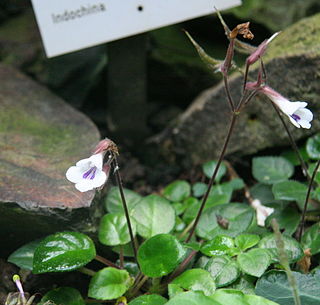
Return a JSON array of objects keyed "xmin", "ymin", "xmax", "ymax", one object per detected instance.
[
  {"xmin": 66, "ymin": 153, "xmax": 107, "ymax": 192},
  {"xmin": 261, "ymin": 86, "xmax": 313, "ymax": 129},
  {"xmin": 251, "ymin": 199, "xmax": 274, "ymax": 227}
]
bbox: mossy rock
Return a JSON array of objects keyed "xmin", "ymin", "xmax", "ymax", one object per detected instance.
[
  {"xmin": 161, "ymin": 13, "xmax": 320, "ymax": 166},
  {"xmin": 0, "ymin": 64, "xmax": 101, "ymax": 254}
]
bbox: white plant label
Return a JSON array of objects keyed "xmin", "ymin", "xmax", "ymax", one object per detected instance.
[{"xmin": 31, "ymin": 0, "xmax": 240, "ymax": 57}]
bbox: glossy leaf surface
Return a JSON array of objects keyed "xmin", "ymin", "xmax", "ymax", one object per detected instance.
[
  {"xmin": 205, "ymin": 255, "xmax": 240, "ymax": 287},
  {"xmin": 128, "ymin": 294, "xmax": 167, "ymax": 305},
  {"xmin": 171, "ymin": 269, "xmax": 216, "ymax": 296},
  {"xmin": 33, "ymin": 232, "xmax": 96, "ymax": 273},
  {"xmin": 98, "ymin": 213, "xmax": 136, "ymax": 246},
  {"xmin": 237, "ymin": 248, "xmax": 271, "ymax": 277},
  {"xmin": 105, "ymin": 186, "xmax": 142, "ymax": 214},
  {"xmin": 201, "ymin": 235, "xmax": 234, "ymax": 257},
  {"xmin": 133, "ymin": 194, "xmax": 175, "ymax": 238},
  {"xmin": 138, "ymin": 234, "xmax": 186, "ymax": 277},
  {"xmin": 8, "ymin": 239, "xmax": 41, "ymax": 270},
  {"xmin": 252, "ymin": 156, "xmax": 294, "ymax": 184},
  {"xmin": 163, "ymin": 180, "xmax": 191, "ymax": 202},
  {"xmin": 88, "ymin": 267, "xmax": 132, "ymax": 300},
  {"xmin": 38, "ymin": 287, "xmax": 85, "ymax": 305}
]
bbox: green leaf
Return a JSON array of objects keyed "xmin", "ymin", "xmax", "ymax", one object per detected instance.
[
  {"xmin": 8, "ymin": 239, "xmax": 41, "ymax": 270},
  {"xmin": 237, "ymin": 248, "xmax": 271, "ymax": 277},
  {"xmin": 306, "ymin": 133, "xmax": 320, "ymax": 159},
  {"xmin": 88, "ymin": 267, "xmax": 132, "ymax": 300},
  {"xmin": 174, "ymin": 216, "xmax": 186, "ymax": 232},
  {"xmin": 196, "ymin": 203, "xmax": 254, "ymax": 239},
  {"xmin": 163, "ymin": 180, "xmax": 191, "ymax": 202},
  {"xmin": 281, "ymin": 147, "xmax": 309, "ymax": 166},
  {"xmin": 272, "ymin": 180, "xmax": 308, "ymax": 207},
  {"xmin": 132, "ymin": 194, "xmax": 175, "ymax": 239},
  {"xmin": 202, "ymin": 161, "xmax": 227, "ymax": 182},
  {"xmin": 252, "ymin": 156, "xmax": 294, "ymax": 184},
  {"xmin": 228, "ymin": 178, "xmax": 245, "ymax": 191},
  {"xmin": 129, "ymin": 294, "xmax": 167, "ymax": 305},
  {"xmin": 258, "ymin": 234, "xmax": 303, "ymax": 263},
  {"xmin": 192, "ymin": 182, "xmax": 207, "ymax": 197},
  {"xmin": 98, "ymin": 213, "xmax": 136, "ymax": 246},
  {"xmin": 112, "ymin": 242, "xmax": 135, "ymax": 257},
  {"xmin": 105, "ymin": 186, "xmax": 142, "ymax": 214},
  {"xmin": 302, "ymin": 222, "xmax": 320, "ymax": 255},
  {"xmin": 168, "ymin": 284, "xmax": 185, "ymax": 299},
  {"xmin": 256, "ymin": 269, "xmax": 320, "ymax": 305},
  {"xmin": 172, "ymin": 202, "xmax": 186, "ymax": 216},
  {"xmin": 172, "ymin": 269, "xmax": 216, "ymax": 296},
  {"xmin": 250, "ymin": 183, "xmax": 278, "ymax": 205},
  {"xmin": 38, "ymin": 287, "xmax": 85, "ymax": 305},
  {"xmin": 182, "ymin": 198, "xmax": 200, "ymax": 224},
  {"xmin": 207, "ymin": 184, "xmax": 233, "ymax": 206},
  {"xmin": 211, "ymin": 289, "xmax": 279, "ymax": 305},
  {"xmin": 228, "ymin": 275, "xmax": 256, "ymax": 295},
  {"xmin": 33, "ymin": 232, "xmax": 96, "ymax": 274},
  {"xmin": 235, "ymin": 234, "xmax": 260, "ymax": 251},
  {"xmin": 265, "ymin": 205, "xmax": 300, "ymax": 236},
  {"xmin": 200, "ymin": 235, "xmax": 234, "ymax": 257},
  {"xmin": 165, "ymin": 291, "xmax": 221, "ymax": 305},
  {"xmin": 205, "ymin": 256, "xmax": 240, "ymax": 287},
  {"xmin": 137, "ymin": 234, "xmax": 186, "ymax": 277}
]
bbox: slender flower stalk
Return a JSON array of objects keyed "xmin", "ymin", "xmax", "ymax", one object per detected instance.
[
  {"xmin": 95, "ymin": 255, "xmax": 121, "ymax": 269},
  {"xmin": 298, "ymin": 159, "xmax": 320, "ymax": 242},
  {"xmin": 112, "ymin": 153, "xmax": 138, "ymax": 263}
]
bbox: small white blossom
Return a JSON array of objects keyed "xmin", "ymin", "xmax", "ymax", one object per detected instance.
[
  {"xmin": 66, "ymin": 153, "xmax": 107, "ymax": 192},
  {"xmin": 251, "ymin": 199, "xmax": 274, "ymax": 227},
  {"xmin": 261, "ymin": 86, "xmax": 313, "ymax": 129}
]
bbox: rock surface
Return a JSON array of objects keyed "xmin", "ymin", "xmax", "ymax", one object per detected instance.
[
  {"xmin": 161, "ymin": 13, "xmax": 320, "ymax": 166},
  {"xmin": 0, "ymin": 64, "xmax": 101, "ymax": 254}
]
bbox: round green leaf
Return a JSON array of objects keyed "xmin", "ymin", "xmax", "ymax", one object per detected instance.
[
  {"xmin": 33, "ymin": 232, "xmax": 96, "ymax": 273},
  {"xmin": 165, "ymin": 291, "xmax": 221, "ymax": 305},
  {"xmin": 8, "ymin": 239, "xmax": 41, "ymax": 270},
  {"xmin": 211, "ymin": 289, "xmax": 278, "ymax": 305},
  {"xmin": 258, "ymin": 234, "xmax": 303, "ymax": 263},
  {"xmin": 172, "ymin": 202, "xmax": 186, "ymax": 216},
  {"xmin": 172, "ymin": 269, "xmax": 216, "ymax": 296},
  {"xmin": 302, "ymin": 222, "xmax": 320, "ymax": 255},
  {"xmin": 202, "ymin": 160, "xmax": 227, "ymax": 182},
  {"xmin": 201, "ymin": 235, "xmax": 234, "ymax": 257},
  {"xmin": 235, "ymin": 234, "xmax": 260, "ymax": 251},
  {"xmin": 196, "ymin": 203, "xmax": 254, "ymax": 239},
  {"xmin": 265, "ymin": 205, "xmax": 300, "ymax": 236},
  {"xmin": 237, "ymin": 248, "xmax": 271, "ymax": 277},
  {"xmin": 168, "ymin": 284, "xmax": 185, "ymax": 299},
  {"xmin": 272, "ymin": 180, "xmax": 308, "ymax": 208},
  {"xmin": 132, "ymin": 194, "xmax": 175, "ymax": 239},
  {"xmin": 207, "ymin": 184, "xmax": 233, "ymax": 206},
  {"xmin": 256, "ymin": 269, "xmax": 320, "ymax": 305},
  {"xmin": 228, "ymin": 275, "xmax": 256, "ymax": 295},
  {"xmin": 38, "ymin": 287, "xmax": 85, "ymax": 305},
  {"xmin": 98, "ymin": 213, "xmax": 136, "ymax": 246},
  {"xmin": 128, "ymin": 294, "xmax": 167, "ymax": 305},
  {"xmin": 306, "ymin": 133, "xmax": 320, "ymax": 159},
  {"xmin": 105, "ymin": 186, "xmax": 142, "ymax": 214},
  {"xmin": 88, "ymin": 267, "xmax": 132, "ymax": 300},
  {"xmin": 192, "ymin": 182, "xmax": 207, "ymax": 197},
  {"xmin": 163, "ymin": 180, "xmax": 191, "ymax": 202},
  {"xmin": 250, "ymin": 183, "xmax": 278, "ymax": 205},
  {"xmin": 252, "ymin": 156, "xmax": 294, "ymax": 184},
  {"xmin": 205, "ymin": 256, "xmax": 240, "ymax": 287},
  {"xmin": 137, "ymin": 234, "xmax": 186, "ymax": 277}
]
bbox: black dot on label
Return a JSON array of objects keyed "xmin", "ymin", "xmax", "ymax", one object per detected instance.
[{"xmin": 137, "ymin": 5, "xmax": 143, "ymax": 11}]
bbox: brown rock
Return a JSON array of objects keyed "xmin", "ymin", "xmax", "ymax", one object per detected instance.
[{"xmin": 0, "ymin": 64, "xmax": 101, "ymax": 255}]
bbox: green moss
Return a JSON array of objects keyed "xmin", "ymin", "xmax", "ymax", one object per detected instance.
[
  {"xmin": 0, "ymin": 108, "xmax": 77, "ymax": 155},
  {"xmin": 265, "ymin": 13, "xmax": 320, "ymax": 61}
]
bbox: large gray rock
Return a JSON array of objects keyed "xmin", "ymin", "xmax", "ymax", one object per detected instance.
[
  {"xmin": 0, "ymin": 64, "xmax": 101, "ymax": 254},
  {"xmin": 161, "ymin": 13, "xmax": 320, "ymax": 166}
]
